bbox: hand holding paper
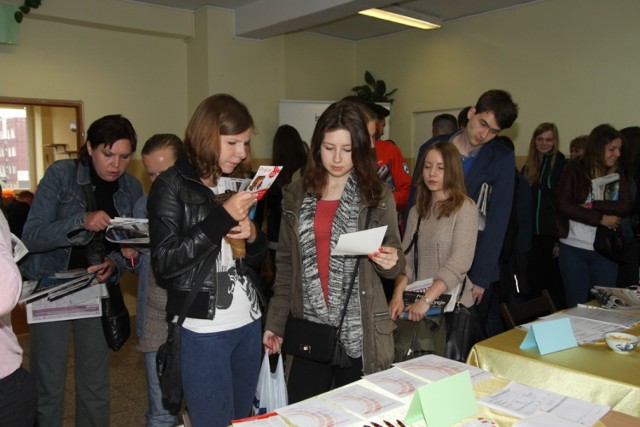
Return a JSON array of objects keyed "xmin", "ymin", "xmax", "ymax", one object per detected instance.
[{"xmin": 332, "ymin": 226, "xmax": 387, "ymax": 256}]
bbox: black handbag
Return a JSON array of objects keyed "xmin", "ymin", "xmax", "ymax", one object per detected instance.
[
  {"xmin": 281, "ymin": 315, "xmax": 338, "ymax": 364},
  {"xmin": 594, "ymin": 225, "xmax": 625, "ymax": 263},
  {"xmin": 156, "ymin": 254, "xmax": 215, "ymax": 415},
  {"xmin": 444, "ymin": 278, "xmax": 486, "ymax": 362},
  {"xmin": 101, "ymin": 282, "xmax": 130, "ymax": 351},
  {"xmin": 282, "ymin": 207, "xmax": 372, "ymax": 368}
]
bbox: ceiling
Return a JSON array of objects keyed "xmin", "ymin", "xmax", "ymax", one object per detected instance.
[{"xmin": 131, "ymin": 0, "xmax": 541, "ymax": 41}]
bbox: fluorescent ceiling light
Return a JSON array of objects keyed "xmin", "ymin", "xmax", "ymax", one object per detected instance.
[{"xmin": 359, "ymin": 7, "xmax": 442, "ymax": 30}]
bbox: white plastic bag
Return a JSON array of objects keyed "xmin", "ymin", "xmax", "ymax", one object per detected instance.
[{"xmin": 252, "ymin": 353, "xmax": 288, "ymax": 415}]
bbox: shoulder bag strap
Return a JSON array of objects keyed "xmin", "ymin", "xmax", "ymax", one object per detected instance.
[
  {"xmin": 403, "ymin": 216, "xmax": 422, "ymax": 275},
  {"xmin": 336, "ymin": 206, "xmax": 373, "ymax": 333}
]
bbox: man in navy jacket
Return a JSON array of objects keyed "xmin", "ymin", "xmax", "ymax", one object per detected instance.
[{"xmin": 410, "ymin": 90, "xmax": 519, "ymax": 336}]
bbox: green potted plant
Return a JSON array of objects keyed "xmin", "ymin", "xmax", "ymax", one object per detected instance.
[{"xmin": 351, "ymin": 70, "xmax": 397, "ymax": 104}]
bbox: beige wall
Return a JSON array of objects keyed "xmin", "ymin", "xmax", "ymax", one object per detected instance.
[
  {"xmin": 354, "ymin": 0, "xmax": 640, "ymax": 164},
  {"xmin": 0, "ymin": 0, "xmax": 190, "ymax": 163}
]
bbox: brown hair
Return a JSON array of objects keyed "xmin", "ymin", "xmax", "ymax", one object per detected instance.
[
  {"xmin": 303, "ymin": 100, "xmax": 382, "ymax": 205},
  {"xmin": 183, "ymin": 94, "xmax": 254, "ymax": 183},
  {"xmin": 415, "ymin": 141, "xmax": 468, "ymax": 219},
  {"xmin": 583, "ymin": 124, "xmax": 622, "ymax": 179}
]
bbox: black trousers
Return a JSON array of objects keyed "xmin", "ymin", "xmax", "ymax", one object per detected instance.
[
  {"xmin": 286, "ymin": 355, "xmax": 363, "ymax": 404},
  {"xmin": 0, "ymin": 366, "xmax": 37, "ymax": 427},
  {"xmin": 528, "ymin": 234, "xmax": 566, "ymax": 309}
]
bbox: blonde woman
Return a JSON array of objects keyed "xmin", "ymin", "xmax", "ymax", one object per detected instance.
[{"xmin": 522, "ymin": 122, "xmax": 567, "ymax": 307}]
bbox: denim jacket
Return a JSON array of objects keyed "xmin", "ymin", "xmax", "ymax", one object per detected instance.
[{"xmin": 20, "ymin": 159, "xmax": 142, "ymax": 281}]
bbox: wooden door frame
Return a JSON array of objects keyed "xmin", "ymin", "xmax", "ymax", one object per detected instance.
[{"xmin": 0, "ymin": 97, "xmax": 85, "ymax": 151}]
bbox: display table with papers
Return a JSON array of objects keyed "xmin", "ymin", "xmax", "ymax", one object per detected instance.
[
  {"xmin": 234, "ymin": 354, "xmax": 639, "ymax": 427},
  {"xmin": 467, "ymin": 307, "xmax": 640, "ymax": 417}
]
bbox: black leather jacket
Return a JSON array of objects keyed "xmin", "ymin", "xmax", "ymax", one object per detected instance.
[{"xmin": 148, "ymin": 153, "xmax": 266, "ymax": 319}]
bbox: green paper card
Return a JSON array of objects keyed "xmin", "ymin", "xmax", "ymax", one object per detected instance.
[{"xmin": 405, "ymin": 370, "xmax": 478, "ymax": 427}]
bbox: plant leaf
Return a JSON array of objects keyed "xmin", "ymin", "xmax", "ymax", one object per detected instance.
[
  {"xmin": 385, "ymin": 88, "xmax": 398, "ymax": 97},
  {"xmin": 375, "ymin": 80, "xmax": 387, "ymax": 97},
  {"xmin": 19, "ymin": 5, "xmax": 30, "ymax": 14},
  {"xmin": 364, "ymin": 71, "xmax": 376, "ymax": 86},
  {"xmin": 14, "ymin": 11, "xmax": 23, "ymax": 23}
]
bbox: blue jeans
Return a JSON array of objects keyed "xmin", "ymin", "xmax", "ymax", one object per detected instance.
[
  {"xmin": 558, "ymin": 242, "xmax": 618, "ymax": 307},
  {"xmin": 181, "ymin": 320, "xmax": 261, "ymax": 427},
  {"xmin": 143, "ymin": 352, "xmax": 176, "ymax": 427}
]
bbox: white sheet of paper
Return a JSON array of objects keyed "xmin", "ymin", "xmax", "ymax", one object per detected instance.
[
  {"xmin": 332, "ymin": 226, "xmax": 387, "ymax": 256},
  {"xmin": 478, "ymin": 382, "xmax": 609, "ymax": 425}
]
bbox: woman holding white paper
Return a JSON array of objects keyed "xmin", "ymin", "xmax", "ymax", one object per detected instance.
[
  {"xmin": 263, "ymin": 100, "xmax": 404, "ymax": 403},
  {"xmin": 148, "ymin": 94, "xmax": 266, "ymax": 427},
  {"xmin": 556, "ymin": 124, "xmax": 632, "ymax": 307},
  {"xmin": 389, "ymin": 141, "xmax": 477, "ymax": 331}
]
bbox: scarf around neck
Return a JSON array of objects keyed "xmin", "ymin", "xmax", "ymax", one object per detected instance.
[{"xmin": 298, "ymin": 171, "xmax": 363, "ymax": 358}]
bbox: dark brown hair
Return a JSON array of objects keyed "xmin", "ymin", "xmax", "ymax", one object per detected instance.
[
  {"xmin": 303, "ymin": 100, "xmax": 382, "ymax": 205},
  {"xmin": 272, "ymin": 125, "xmax": 308, "ymax": 186},
  {"xmin": 79, "ymin": 114, "xmax": 137, "ymax": 164},
  {"xmin": 583, "ymin": 124, "xmax": 622, "ymax": 179}
]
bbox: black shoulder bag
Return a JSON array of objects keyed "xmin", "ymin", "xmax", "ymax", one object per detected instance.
[
  {"xmin": 78, "ymin": 168, "xmax": 130, "ymax": 352},
  {"xmin": 282, "ymin": 207, "xmax": 372, "ymax": 368},
  {"xmin": 444, "ymin": 277, "xmax": 487, "ymax": 362},
  {"xmin": 156, "ymin": 254, "xmax": 215, "ymax": 415}
]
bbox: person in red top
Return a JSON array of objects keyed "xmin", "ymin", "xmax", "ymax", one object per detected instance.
[{"xmin": 370, "ymin": 104, "xmax": 412, "ymax": 217}]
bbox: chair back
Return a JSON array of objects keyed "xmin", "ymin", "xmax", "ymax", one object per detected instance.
[{"xmin": 500, "ymin": 289, "xmax": 558, "ymax": 329}]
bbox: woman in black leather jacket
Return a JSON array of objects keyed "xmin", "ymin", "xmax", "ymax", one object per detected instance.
[{"xmin": 148, "ymin": 94, "xmax": 266, "ymax": 427}]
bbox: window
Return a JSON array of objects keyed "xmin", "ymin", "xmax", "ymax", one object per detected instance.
[
  {"xmin": 0, "ymin": 98, "xmax": 84, "ymax": 192},
  {"xmin": 0, "ymin": 107, "xmax": 28, "ymax": 189}
]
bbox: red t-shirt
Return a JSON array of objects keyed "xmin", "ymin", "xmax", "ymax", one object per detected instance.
[{"xmin": 314, "ymin": 199, "xmax": 340, "ymax": 302}]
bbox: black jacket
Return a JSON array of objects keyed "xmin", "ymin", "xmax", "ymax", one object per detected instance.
[{"xmin": 148, "ymin": 153, "xmax": 266, "ymax": 319}]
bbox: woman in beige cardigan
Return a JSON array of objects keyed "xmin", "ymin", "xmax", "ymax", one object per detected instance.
[{"xmin": 390, "ymin": 141, "xmax": 477, "ymax": 339}]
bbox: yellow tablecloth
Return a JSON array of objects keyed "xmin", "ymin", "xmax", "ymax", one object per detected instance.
[{"xmin": 467, "ymin": 324, "xmax": 640, "ymax": 417}]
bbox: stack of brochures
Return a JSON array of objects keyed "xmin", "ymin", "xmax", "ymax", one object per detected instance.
[
  {"xmin": 20, "ymin": 268, "xmax": 97, "ymax": 304},
  {"xmin": 398, "ymin": 278, "xmax": 459, "ymax": 319}
]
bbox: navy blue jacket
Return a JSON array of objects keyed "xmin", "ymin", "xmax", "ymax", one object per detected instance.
[{"xmin": 406, "ymin": 133, "xmax": 515, "ymax": 289}]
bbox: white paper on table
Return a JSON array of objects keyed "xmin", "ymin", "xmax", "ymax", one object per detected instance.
[
  {"xmin": 393, "ymin": 354, "xmax": 494, "ymax": 384},
  {"xmin": 363, "ymin": 367, "xmax": 429, "ymax": 398},
  {"xmin": 519, "ymin": 313, "xmax": 623, "ymax": 344},
  {"xmin": 276, "ymin": 398, "xmax": 362, "ymax": 427},
  {"xmin": 332, "ymin": 226, "xmax": 387, "ymax": 256},
  {"xmin": 514, "ymin": 412, "xmax": 584, "ymax": 427},
  {"xmin": 478, "ymin": 382, "xmax": 610, "ymax": 426},
  {"xmin": 568, "ymin": 305, "xmax": 640, "ymax": 328},
  {"xmin": 321, "ymin": 383, "xmax": 404, "ymax": 418}
]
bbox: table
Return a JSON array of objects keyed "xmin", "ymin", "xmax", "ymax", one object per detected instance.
[
  {"xmin": 467, "ymin": 323, "xmax": 640, "ymax": 417},
  {"xmin": 237, "ymin": 355, "xmax": 640, "ymax": 427}
]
